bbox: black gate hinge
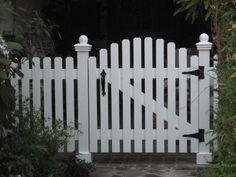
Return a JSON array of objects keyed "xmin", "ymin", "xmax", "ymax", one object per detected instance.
[
  {"xmin": 182, "ymin": 129, "xmax": 205, "ymax": 142},
  {"xmin": 182, "ymin": 66, "xmax": 205, "ymax": 80}
]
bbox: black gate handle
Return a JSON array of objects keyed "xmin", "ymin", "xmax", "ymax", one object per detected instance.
[{"xmin": 101, "ymin": 70, "xmax": 106, "ymax": 96}]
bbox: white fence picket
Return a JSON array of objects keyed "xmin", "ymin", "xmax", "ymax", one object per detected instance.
[
  {"xmin": 167, "ymin": 43, "xmax": 176, "ymax": 152},
  {"xmin": 178, "ymin": 48, "xmax": 188, "ymax": 152},
  {"xmin": 89, "ymin": 57, "xmax": 98, "ymax": 152},
  {"xmin": 156, "ymin": 39, "xmax": 166, "ymax": 152},
  {"xmin": 144, "ymin": 37, "xmax": 154, "ymax": 152},
  {"xmin": 54, "ymin": 58, "xmax": 63, "ymax": 122},
  {"xmin": 32, "ymin": 58, "xmax": 41, "ymax": 112},
  {"xmin": 100, "ymin": 49, "xmax": 109, "ymax": 152},
  {"xmin": 133, "ymin": 38, "xmax": 143, "ymax": 152},
  {"xmin": 54, "ymin": 58, "xmax": 64, "ymax": 152},
  {"xmin": 111, "ymin": 43, "xmax": 120, "ymax": 152},
  {"xmin": 65, "ymin": 57, "xmax": 75, "ymax": 152},
  {"xmin": 122, "ymin": 39, "xmax": 132, "ymax": 152},
  {"xmin": 21, "ymin": 60, "xmax": 30, "ymax": 102},
  {"xmin": 43, "ymin": 58, "xmax": 52, "ymax": 127},
  {"xmin": 190, "ymin": 55, "xmax": 199, "ymax": 152}
]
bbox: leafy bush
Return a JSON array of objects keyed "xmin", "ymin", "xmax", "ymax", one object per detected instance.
[
  {"xmin": 0, "ymin": 100, "xmax": 70, "ymax": 177},
  {"xmin": 60, "ymin": 154, "xmax": 95, "ymax": 177}
]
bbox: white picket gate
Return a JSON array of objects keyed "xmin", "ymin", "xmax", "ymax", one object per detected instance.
[{"xmin": 12, "ymin": 33, "xmax": 217, "ymax": 164}]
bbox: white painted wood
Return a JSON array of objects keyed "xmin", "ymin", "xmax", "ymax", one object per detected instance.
[
  {"xmin": 100, "ymin": 49, "xmax": 109, "ymax": 152},
  {"xmin": 75, "ymin": 37, "xmax": 92, "ymax": 162},
  {"xmin": 54, "ymin": 58, "xmax": 64, "ymax": 122},
  {"xmin": 196, "ymin": 34, "xmax": 212, "ymax": 164},
  {"xmin": 43, "ymin": 57, "xmax": 52, "ymax": 127},
  {"xmin": 133, "ymin": 38, "xmax": 143, "ymax": 152},
  {"xmin": 54, "ymin": 57, "xmax": 64, "ymax": 152},
  {"xmin": 11, "ymin": 35, "xmax": 215, "ymax": 164},
  {"xmin": 144, "ymin": 37, "xmax": 153, "ymax": 152},
  {"xmin": 122, "ymin": 39, "xmax": 132, "ymax": 152},
  {"xmin": 156, "ymin": 39, "xmax": 165, "ymax": 152},
  {"xmin": 178, "ymin": 48, "xmax": 188, "ymax": 152},
  {"xmin": 190, "ymin": 55, "xmax": 199, "ymax": 152},
  {"xmin": 32, "ymin": 58, "xmax": 41, "ymax": 112},
  {"xmin": 66, "ymin": 57, "xmax": 75, "ymax": 152},
  {"xmin": 21, "ymin": 60, "xmax": 30, "ymax": 103},
  {"xmin": 167, "ymin": 42, "xmax": 176, "ymax": 152},
  {"xmin": 89, "ymin": 57, "xmax": 98, "ymax": 152},
  {"xmin": 110, "ymin": 43, "xmax": 120, "ymax": 152}
]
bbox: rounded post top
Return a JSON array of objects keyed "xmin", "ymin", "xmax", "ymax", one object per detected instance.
[
  {"xmin": 199, "ymin": 33, "xmax": 209, "ymax": 42},
  {"xmin": 196, "ymin": 33, "xmax": 212, "ymax": 50},
  {"xmin": 74, "ymin": 35, "xmax": 92, "ymax": 52},
  {"xmin": 79, "ymin": 35, "xmax": 88, "ymax": 44}
]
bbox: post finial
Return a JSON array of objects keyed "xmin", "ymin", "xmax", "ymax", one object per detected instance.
[
  {"xmin": 199, "ymin": 33, "xmax": 209, "ymax": 42},
  {"xmin": 79, "ymin": 35, "xmax": 88, "ymax": 44},
  {"xmin": 74, "ymin": 35, "xmax": 92, "ymax": 52},
  {"xmin": 196, "ymin": 33, "xmax": 212, "ymax": 50}
]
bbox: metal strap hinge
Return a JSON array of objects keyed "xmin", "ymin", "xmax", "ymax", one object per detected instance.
[
  {"xmin": 182, "ymin": 66, "xmax": 205, "ymax": 80},
  {"xmin": 182, "ymin": 129, "xmax": 205, "ymax": 142}
]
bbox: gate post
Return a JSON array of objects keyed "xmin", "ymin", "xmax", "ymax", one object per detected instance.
[
  {"xmin": 74, "ymin": 35, "xmax": 92, "ymax": 162},
  {"xmin": 196, "ymin": 33, "xmax": 213, "ymax": 164}
]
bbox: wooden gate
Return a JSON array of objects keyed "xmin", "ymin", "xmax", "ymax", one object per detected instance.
[{"xmin": 82, "ymin": 34, "xmax": 216, "ymax": 164}]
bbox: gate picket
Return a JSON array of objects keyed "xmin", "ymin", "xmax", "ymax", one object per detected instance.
[
  {"xmin": 178, "ymin": 48, "xmax": 188, "ymax": 152},
  {"xmin": 100, "ymin": 49, "xmax": 109, "ymax": 152},
  {"xmin": 167, "ymin": 43, "xmax": 177, "ymax": 152},
  {"xmin": 144, "ymin": 38, "xmax": 154, "ymax": 152},
  {"xmin": 156, "ymin": 39, "xmax": 166, "ymax": 152},
  {"xmin": 111, "ymin": 44, "xmax": 120, "ymax": 152},
  {"xmin": 133, "ymin": 38, "xmax": 143, "ymax": 152},
  {"xmin": 190, "ymin": 55, "xmax": 199, "ymax": 152},
  {"xmin": 122, "ymin": 40, "xmax": 132, "ymax": 152}
]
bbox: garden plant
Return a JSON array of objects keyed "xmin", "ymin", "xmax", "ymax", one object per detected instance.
[{"xmin": 174, "ymin": 0, "xmax": 236, "ymax": 176}]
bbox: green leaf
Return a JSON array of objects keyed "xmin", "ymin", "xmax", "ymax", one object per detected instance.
[
  {"xmin": 0, "ymin": 81, "xmax": 15, "ymax": 110},
  {"xmin": 0, "ymin": 58, "xmax": 11, "ymax": 65},
  {"xmin": 0, "ymin": 69, "xmax": 8, "ymax": 79},
  {"xmin": 205, "ymin": 11, "xmax": 212, "ymax": 21},
  {"xmin": 6, "ymin": 42, "xmax": 23, "ymax": 50},
  {"xmin": 1, "ymin": 0, "xmax": 14, "ymax": 12},
  {"xmin": 204, "ymin": 0, "xmax": 210, "ymax": 10}
]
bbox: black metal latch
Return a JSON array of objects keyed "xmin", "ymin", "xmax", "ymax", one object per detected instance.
[
  {"xmin": 100, "ymin": 70, "xmax": 106, "ymax": 96},
  {"xmin": 182, "ymin": 66, "xmax": 205, "ymax": 80},
  {"xmin": 183, "ymin": 129, "xmax": 205, "ymax": 142}
]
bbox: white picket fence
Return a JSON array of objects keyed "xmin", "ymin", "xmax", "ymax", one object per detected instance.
[{"xmin": 12, "ymin": 33, "xmax": 217, "ymax": 164}]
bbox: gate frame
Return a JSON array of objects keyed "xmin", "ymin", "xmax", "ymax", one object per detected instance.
[{"xmin": 74, "ymin": 34, "xmax": 213, "ymax": 164}]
